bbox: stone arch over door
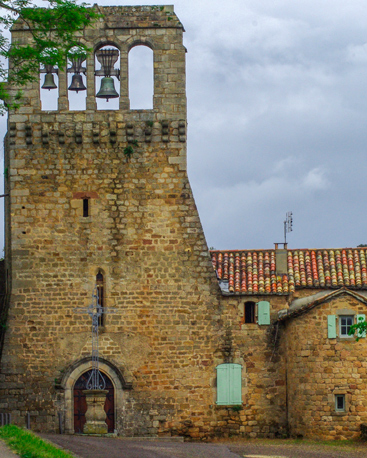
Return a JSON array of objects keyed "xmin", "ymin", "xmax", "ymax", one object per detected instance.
[
  {"xmin": 74, "ymin": 369, "xmax": 115, "ymax": 433},
  {"xmin": 61, "ymin": 358, "xmax": 127, "ymax": 434}
]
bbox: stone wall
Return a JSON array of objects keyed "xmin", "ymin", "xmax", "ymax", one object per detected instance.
[
  {"xmin": 283, "ymin": 292, "xmax": 367, "ymax": 440},
  {"xmin": 0, "ymin": 259, "xmax": 7, "ymax": 357},
  {"xmin": 211, "ymin": 294, "xmax": 289, "ymax": 438},
  {"xmin": 1, "ymin": 5, "xmax": 221, "ymax": 436}
]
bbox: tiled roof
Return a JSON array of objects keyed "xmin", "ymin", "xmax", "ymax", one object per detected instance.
[
  {"xmin": 210, "ymin": 248, "xmax": 367, "ymax": 295},
  {"xmin": 278, "ymin": 288, "xmax": 367, "ymax": 321}
]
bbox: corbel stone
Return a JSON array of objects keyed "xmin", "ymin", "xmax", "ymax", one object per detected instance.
[
  {"xmin": 109, "ymin": 122, "xmax": 117, "ymax": 144},
  {"xmin": 75, "ymin": 126, "xmax": 83, "ymax": 144},
  {"xmin": 9, "ymin": 123, "xmax": 16, "ymax": 145},
  {"xmin": 58, "ymin": 131, "xmax": 65, "ymax": 145},
  {"xmin": 92, "ymin": 122, "xmax": 99, "ymax": 144},
  {"xmin": 161, "ymin": 120, "xmax": 169, "ymax": 142},
  {"xmin": 126, "ymin": 122, "xmax": 134, "ymax": 143},
  {"xmin": 178, "ymin": 119, "xmax": 186, "ymax": 142},
  {"xmin": 25, "ymin": 124, "xmax": 32, "ymax": 145},
  {"xmin": 144, "ymin": 122, "xmax": 152, "ymax": 143},
  {"xmin": 42, "ymin": 127, "xmax": 49, "ymax": 145}
]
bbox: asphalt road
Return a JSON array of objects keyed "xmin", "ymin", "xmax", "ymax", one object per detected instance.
[
  {"xmin": 42, "ymin": 434, "xmax": 367, "ymax": 458},
  {"xmin": 0, "ymin": 440, "xmax": 21, "ymax": 458}
]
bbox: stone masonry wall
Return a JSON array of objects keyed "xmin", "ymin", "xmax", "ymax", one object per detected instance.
[
  {"xmin": 0, "ymin": 5, "xmax": 224, "ymax": 437},
  {"xmin": 283, "ymin": 293, "xmax": 367, "ymax": 440},
  {"xmin": 212, "ymin": 295, "xmax": 288, "ymax": 438}
]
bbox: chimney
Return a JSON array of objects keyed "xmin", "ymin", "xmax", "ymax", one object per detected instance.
[{"xmin": 274, "ymin": 243, "xmax": 288, "ymax": 275}]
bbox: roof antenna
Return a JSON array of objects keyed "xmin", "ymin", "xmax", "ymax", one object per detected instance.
[{"xmin": 284, "ymin": 211, "xmax": 293, "ymax": 245}]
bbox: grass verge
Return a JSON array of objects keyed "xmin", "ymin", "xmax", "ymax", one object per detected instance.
[{"xmin": 0, "ymin": 425, "xmax": 75, "ymax": 458}]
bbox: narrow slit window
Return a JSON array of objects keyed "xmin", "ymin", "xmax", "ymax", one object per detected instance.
[
  {"xmin": 83, "ymin": 199, "xmax": 89, "ymax": 217},
  {"xmin": 335, "ymin": 394, "xmax": 345, "ymax": 412},
  {"xmin": 96, "ymin": 271, "xmax": 105, "ymax": 327},
  {"xmin": 244, "ymin": 301, "xmax": 256, "ymax": 323}
]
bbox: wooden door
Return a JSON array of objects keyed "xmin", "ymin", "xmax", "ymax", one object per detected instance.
[{"xmin": 73, "ymin": 370, "xmax": 115, "ymax": 433}]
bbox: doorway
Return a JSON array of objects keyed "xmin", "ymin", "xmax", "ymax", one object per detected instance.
[{"xmin": 73, "ymin": 369, "xmax": 115, "ymax": 433}]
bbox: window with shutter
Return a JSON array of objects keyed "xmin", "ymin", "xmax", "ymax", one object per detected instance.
[
  {"xmin": 216, "ymin": 363, "xmax": 242, "ymax": 405},
  {"xmin": 257, "ymin": 301, "xmax": 270, "ymax": 325}
]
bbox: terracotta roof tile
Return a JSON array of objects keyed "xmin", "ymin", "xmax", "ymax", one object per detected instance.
[{"xmin": 210, "ymin": 248, "xmax": 367, "ymax": 295}]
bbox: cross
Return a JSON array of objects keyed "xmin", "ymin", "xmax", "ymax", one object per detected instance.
[{"xmin": 74, "ymin": 287, "xmax": 116, "ymax": 390}]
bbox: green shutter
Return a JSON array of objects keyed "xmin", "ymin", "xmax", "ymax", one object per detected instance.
[
  {"xmin": 258, "ymin": 301, "xmax": 270, "ymax": 325},
  {"xmin": 327, "ymin": 315, "xmax": 336, "ymax": 338},
  {"xmin": 229, "ymin": 364, "xmax": 242, "ymax": 405},
  {"xmin": 216, "ymin": 364, "xmax": 229, "ymax": 405},
  {"xmin": 356, "ymin": 314, "xmax": 366, "ymax": 338},
  {"xmin": 216, "ymin": 363, "xmax": 242, "ymax": 405}
]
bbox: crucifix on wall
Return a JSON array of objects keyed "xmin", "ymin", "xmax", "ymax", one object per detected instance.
[{"xmin": 74, "ymin": 286, "xmax": 115, "ymax": 390}]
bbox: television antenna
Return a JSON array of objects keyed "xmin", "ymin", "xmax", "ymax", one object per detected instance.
[{"xmin": 284, "ymin": 211, "xmax": 293, "ymax": 245}]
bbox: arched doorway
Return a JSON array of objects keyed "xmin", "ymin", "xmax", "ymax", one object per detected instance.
[{"xmin": 73, "ymin": 370, "xmax": 115, "ymax": 433}]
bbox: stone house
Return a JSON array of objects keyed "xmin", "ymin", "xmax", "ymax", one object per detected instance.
[
  {"xmin": 0, "ymin": 4, "xmax": 366, "ymax": 441},
  {"xmin": 211, "ymin": 248, "xmax": 367, "ymax": 439}
]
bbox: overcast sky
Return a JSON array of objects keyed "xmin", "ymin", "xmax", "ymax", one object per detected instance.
[{"xmin": 2, "ymin": 0, "xmax": 367, "ymax": 252}]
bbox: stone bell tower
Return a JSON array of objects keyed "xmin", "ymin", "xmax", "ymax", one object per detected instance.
[{"xmin": 1, "ymin": 5, "xmax": 221, "ymax": 435}]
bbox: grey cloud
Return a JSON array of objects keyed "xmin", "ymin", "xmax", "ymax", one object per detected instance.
[{"xmin": 2, "ymin": 0, "xmax": 367, "ymax": 251}]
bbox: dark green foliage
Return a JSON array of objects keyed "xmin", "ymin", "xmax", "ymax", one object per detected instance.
[
  {"xmin": 123, "ymin": 140, "xmax": 139, "ymax": 161},
  {"xmin": 0, "ymin": 0, "xmax": 98, "ymax": 112},
  {"xmin": 231, "ymin": 405, "xmax": 242, "ymax": 412},
  {"xmin": 349, "ymin": 317, "xmax": 367, "ymax": 342}
]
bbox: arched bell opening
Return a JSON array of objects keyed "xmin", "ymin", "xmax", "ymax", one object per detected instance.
[
  {"xmin": 95, "ymin": 44, "xmax": 120, "ymax": 111},
  {"xmin": 73, "ymin": 369, "xmax": 115, "ymax": 433},
  {"xmin": 39, "ymin": 48, "xmax": 59, "ymax": 111},
  {"xmin": 128, "ymin": 44, "xmax": 154, "ymax": 110},
  {"xmin": 67, "ymin": 46, "xmax": 87, "ymax": 111}
]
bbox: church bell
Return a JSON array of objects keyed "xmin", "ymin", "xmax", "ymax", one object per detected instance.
[
  {"xmin": 95, "ymin": 76, "xmax": 119, "ymax": 101},
  {"xmin": 68, "ymin": 74, "xmax": 87, "ymax": 93},
  {"xmin": 41, "ymin": 72, "xmax": 57, "ymax": 91}
]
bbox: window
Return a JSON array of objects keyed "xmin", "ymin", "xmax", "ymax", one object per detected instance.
[
  {"xmin": 339, "ymin": 316, "xmax": 353, "ymax": 338},
  {"xmin": 96, "ymin": 271, "xmax": 105, "ymax": 327},
  {"xmin": 328, "ymin": 313, "xmax": 366, "ymax": 339},
  {"xmin": 244, "ymin": 301, "xmax": 255, "ymax": 323},
  {"xmin": 83, "ymin": 199, "xmax": 89, "ymax": 217},
  {"xmin": 335, "ymin": 394, "xmax": 345, "ymax": 412},
  {"xmin": 216, "ymin": 363, "xmax": 242, "ymax": 405}
]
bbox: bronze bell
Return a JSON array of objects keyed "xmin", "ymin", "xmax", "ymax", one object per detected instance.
[
  {"xmin": 68, "ymin": 74, "xmax": 86, "ymax": 93},
  {"xmin": 96, "ymin": 76, "xmax": 119, "ymax": 101},
  {"xmin": 41, "ymin": 72, "xmax": 57, "ymax": 91}
]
